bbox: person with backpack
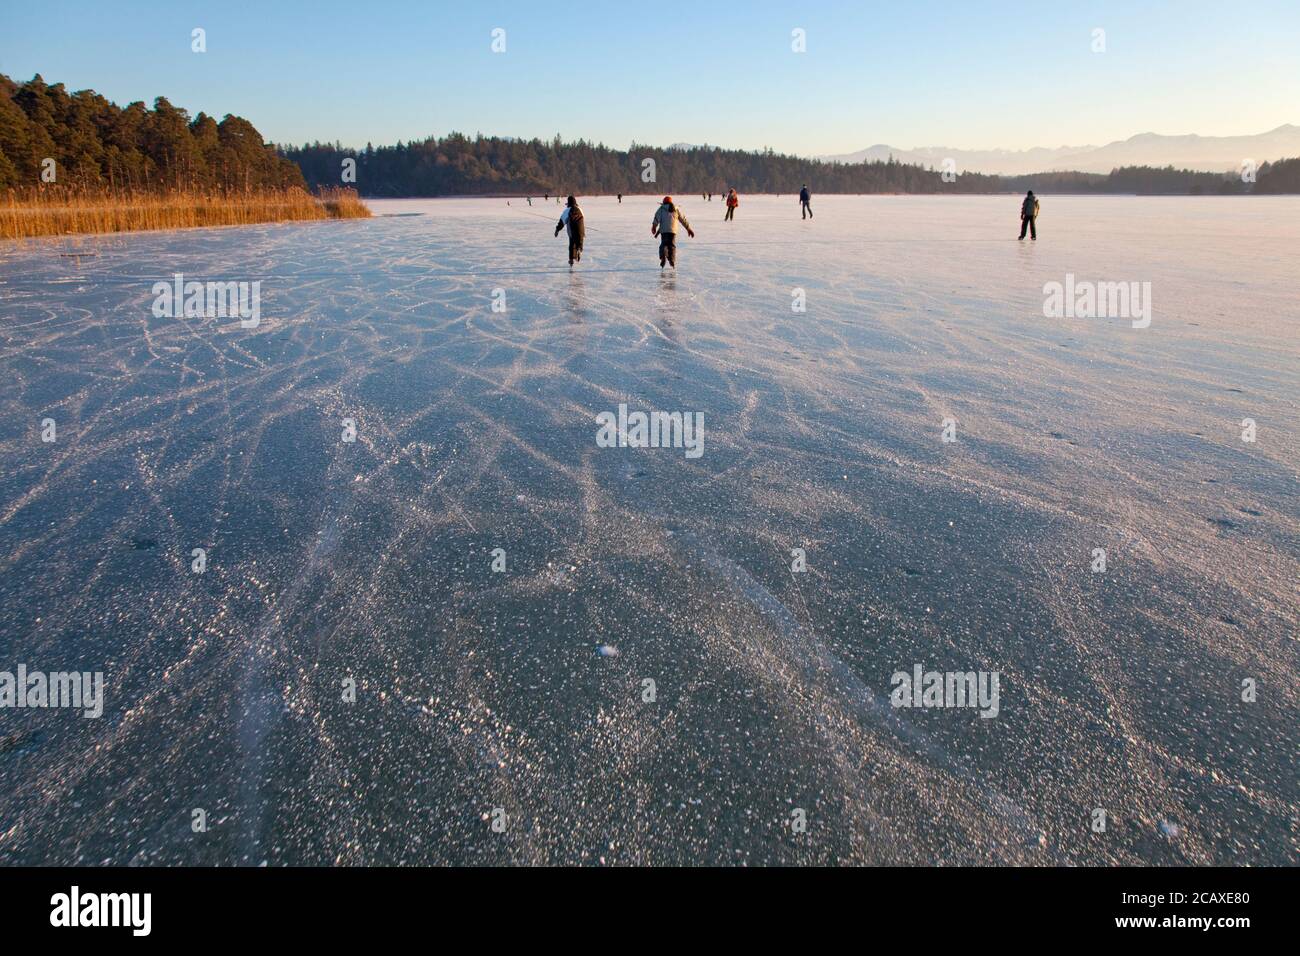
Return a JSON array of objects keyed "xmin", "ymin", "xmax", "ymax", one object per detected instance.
[
  {"xmin": 1019, "ymin": 190, "xmax": 1040, "ymax": 240},
  {"xmin": 724, "ymin": 188, "xmax": 739, "ymax": 221},
  {"xmin": 799, "ymin": 184, "xmax": 813, "ymax": 219},
  {"xmin": 651, "ymin": 196, "xmax": 695, "ymax": 268},
  {"xmin": 555, "ymin": 195, "xmax": 585, "ymax": 266}
]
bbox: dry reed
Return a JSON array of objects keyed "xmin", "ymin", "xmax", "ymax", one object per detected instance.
[{"xmin": 0, "ymin": 185, "xmax": 371, "ymax": 240}]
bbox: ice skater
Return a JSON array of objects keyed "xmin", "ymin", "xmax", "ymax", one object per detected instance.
[
  {"xmin": 1019, "ymin": 190, "xmax": 1039, "ymax": 240},
  {"xmin": 617, "ymin": 193, "xmax": 622, "ymax": 203},
  {"xmin": 651, "ymin": 196, "xmax": 694, "ymax": 269},
  {"xmin": 724, "ymin": 188, "xmax": 738, "ymax": 221},
  {"xmin": 799, "ymin": 184, "xmax": 813, "ymax": 219},
  {"xmin": 555, "ymin": 195, "xmax": 585, "ymax": 266}
]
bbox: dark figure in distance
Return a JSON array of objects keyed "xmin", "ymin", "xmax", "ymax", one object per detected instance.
[
  {"xmin": 651, "ymin": 196, "xmax": 694, "ymax": 268},
  {"xmin": 555, "ymin": 195, "xmax": 585, "ymax": 266},
  {"xmin": 799, "ymin": 184, "xmax": 813, "ymax": 219},
  {"xmin": 1019, "ymin": 190, "xmax": 1039, "ymax": 240}
]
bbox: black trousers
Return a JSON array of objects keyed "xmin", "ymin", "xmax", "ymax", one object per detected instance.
[
  {"xmin": 801, "ymin": 200, "xmax": 812, "ymax": 219},
  {"xmin": 568, "ymin": 236, "xmax": 583, "ymax": 264},
  {"xmin": 724, "ymin": 206, "xmax": 735, "ymax": 221},
  {"xmin": 658, "ymin": 233, "xmax": 676, "ymax": 266},
  {"xmin": 1019, "ymin": 215, "xmax": 1037, "ymax": 239}
]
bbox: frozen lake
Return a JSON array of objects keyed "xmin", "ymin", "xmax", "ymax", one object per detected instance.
[{"xmin": 0, "ymin": 195, "xmax": 1296, "ymax": 864}]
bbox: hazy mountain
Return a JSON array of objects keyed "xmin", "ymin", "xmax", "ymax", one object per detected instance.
[{"xmin": 819, "ymin": 125, "xmax": 1300, "ymax": 175}]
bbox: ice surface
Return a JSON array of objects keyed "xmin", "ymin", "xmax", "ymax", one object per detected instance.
[{"xmin": 0, "ymin": 195, "xmax": 1296, "ymax": 864}]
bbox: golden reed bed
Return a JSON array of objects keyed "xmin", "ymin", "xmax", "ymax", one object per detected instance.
[{"xmin": 0, "ymin": 186, "xmax": 370, "ymax": 240}]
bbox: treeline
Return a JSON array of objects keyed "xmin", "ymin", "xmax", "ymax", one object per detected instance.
[
  {"xmin": 1251, "ymin": 157, "xmax": 1300, "ymax": 193},
  {"xmin": 1005, "ymin": 165, "xmax": 1248, "ymax": 195},
  {"xmin": 284, "ymin": 134, "xmax": 1300, "ymax": 196},
  {"xmin": 281, "ymin": 134, "xmax": 1004, "ymax": 196},
  {"xmin": 1007, "ymin": 161, "xmax": 1300, "ymax": 195},
  {"xmin": 0, "ymin": 73, "xmax": 305, "ymax": 191}
]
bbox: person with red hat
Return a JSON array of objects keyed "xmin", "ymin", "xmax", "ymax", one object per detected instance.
[{"xmin": 651, "ymin": 196, "xmax": 695, "ymax": 269}]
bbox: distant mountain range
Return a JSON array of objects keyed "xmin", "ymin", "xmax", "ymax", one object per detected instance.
[{"xmin": 817, "ymin": 125, "xmax": 1300, "ymax": 175}]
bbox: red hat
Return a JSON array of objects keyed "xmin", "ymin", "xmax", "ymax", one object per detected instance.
[{"xmin": 662, "ymin": 196, "xmax": 672, "ymax": 204}]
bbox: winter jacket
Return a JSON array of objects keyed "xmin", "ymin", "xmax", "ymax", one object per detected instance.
[
  {"xmin": 799, "ymin": 187, "xmax": 810, "ymax": 203},
  {"xmin": 726, "ymin": 192, "xmax": 739, "ymax": 207},
  {"xmin": 653, "ymin": 203, "xmax": 691, "ymax": 235},
  {"xmin": 1021, "ymin": 195, "xmax": 1039, "ymax": 219},
  {"xmin": 558, "ymin": 204, "xmax": 584, "ymax": 240}
]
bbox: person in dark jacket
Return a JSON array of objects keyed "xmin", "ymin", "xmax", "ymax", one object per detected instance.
[
  {"xmin": 555, "ymin": 195, "xmax": 585, "ymax": 266},
  {"xmin": 799, "ymin": 184, "xmax": 812, "ymax": 219},
  {"xmin": 651, "ymin": 196, "xmax": 695, "ymax": 268},
  {"xmin": 1019, "ymin": 191, "xmax": 1040, "ymax": 240}
]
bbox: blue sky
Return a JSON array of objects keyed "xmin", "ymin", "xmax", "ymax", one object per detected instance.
[{"xmin": 2, "ymin": 0, "xmax": 1297, "ymax": 154}]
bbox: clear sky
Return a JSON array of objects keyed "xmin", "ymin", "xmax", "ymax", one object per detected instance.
[{"xmin": 2, "ymin": 0, "xmax": 1297, "ymax": 154}]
